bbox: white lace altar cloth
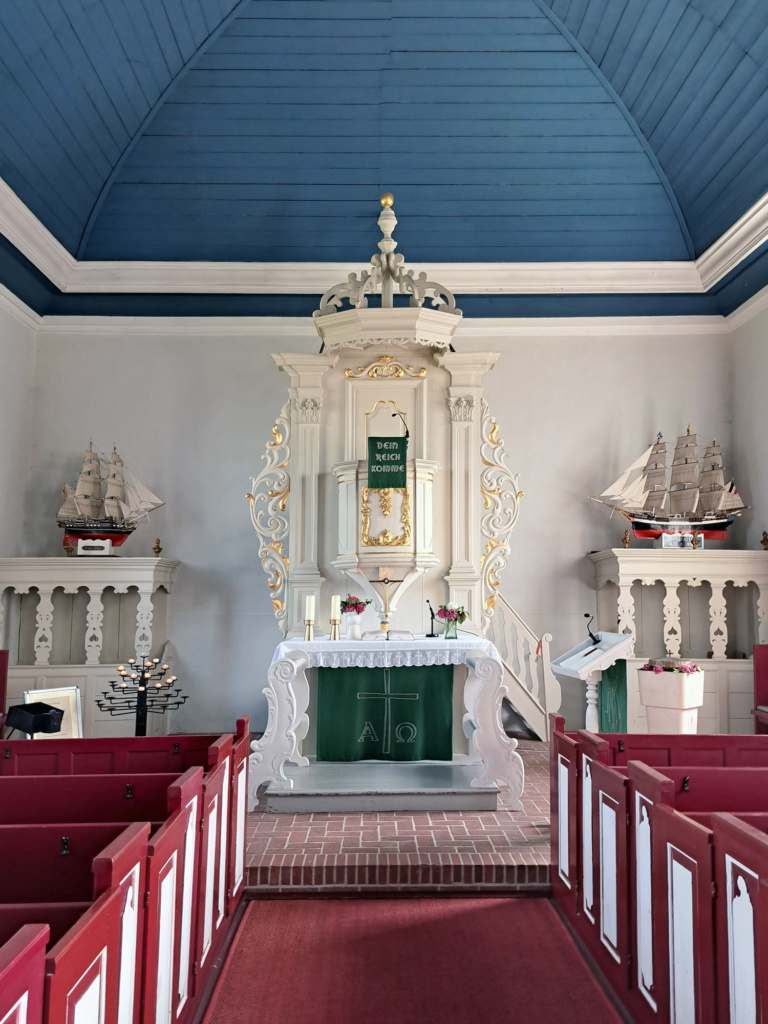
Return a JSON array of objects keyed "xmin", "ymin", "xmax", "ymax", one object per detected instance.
[{"xmin": 271, "ymin": 635, "xmax": 501, "ymax": 670}]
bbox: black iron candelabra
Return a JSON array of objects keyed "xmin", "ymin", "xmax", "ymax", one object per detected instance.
[{"xmin": 96, "ymin": 655, "xmax": 187, "ymax": 736}]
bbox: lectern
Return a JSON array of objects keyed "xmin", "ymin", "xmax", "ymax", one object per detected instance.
[{"xmin": 551, "ymin": 632, "xmax": 635, "ymax": 731}]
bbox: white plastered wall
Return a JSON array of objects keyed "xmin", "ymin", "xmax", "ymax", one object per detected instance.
[
  {"xmin": 11, "ymin": 319, "xmax": 735, "ymax": 732},
  {"xmin": 0, "ymin": 303, "xmax": 35, "ymax": 555}
]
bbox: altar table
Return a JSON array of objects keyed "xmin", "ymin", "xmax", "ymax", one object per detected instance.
[{"xmin": 248, "ymin": 636, "xmax": 525, "ymax": 811}]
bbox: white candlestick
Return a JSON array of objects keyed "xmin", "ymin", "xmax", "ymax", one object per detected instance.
[
  {"xmin": 305, "ymin": 595, "xmax": 315, "ymax": 620},
  {"xmin": 331, "ymin": 594, "xmax": 341, "ymax": 619}
]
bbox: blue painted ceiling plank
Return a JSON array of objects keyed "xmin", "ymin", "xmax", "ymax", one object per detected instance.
[
  {"xmin": 76, "ymin": 0, "xmax": 255, "ymax": 258},
  {"xmin": 531, "ymin": 0, "xmax": 695, "ymax": 258},
  {"xmin": 628, "ymin": 6, "xmax": 703, "ymax": 125}
]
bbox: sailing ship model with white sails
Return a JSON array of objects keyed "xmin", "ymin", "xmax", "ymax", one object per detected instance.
[
  {"xmin": 57, "ymin": 445, "xmax": 164, "ymax": 549},
  {"xmin": 592, "ymin": 427, "xmax": 747, "ymax": 539}
]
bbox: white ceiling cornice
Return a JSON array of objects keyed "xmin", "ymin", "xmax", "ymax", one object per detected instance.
[
  {"xmin": 0, "ymin": 178, "xmax": 75, "ymax": 291},
  {"xmin": 1, "ymin": 177, "xmax": 768, "ymax": 300},
  {"xmin": 696, "ymin": 189, "xmax": 768, "ymax": 291},
  {"xmin": 65, "ymin": 259, "xmax": 704, "ymax": 295},
  {"xmin": 0, "ymin": 282, "xmax": 41, "ymax": 331}
]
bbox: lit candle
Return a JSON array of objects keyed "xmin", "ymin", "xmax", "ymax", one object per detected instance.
[
  {"xmin": 331, "ymin": 594, "xmax": 341, "ymax": 619},
  {"xmin": 305, "ymin": 595, "xmax": 315, "ymax": 620}
]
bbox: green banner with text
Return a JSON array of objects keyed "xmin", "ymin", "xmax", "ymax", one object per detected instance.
[{"xmin": 368, "ymin": 435, "xmax": 407, "ymax": 488}]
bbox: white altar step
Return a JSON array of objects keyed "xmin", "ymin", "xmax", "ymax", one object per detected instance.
[{"xmin": 263, "ymin": 762, "xmax": 499, "ymax": 813}]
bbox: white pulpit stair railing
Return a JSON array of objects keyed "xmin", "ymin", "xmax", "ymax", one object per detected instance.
[{"xmin": 488, "ymin": 593, "xmax": 559, "ymax": 741}]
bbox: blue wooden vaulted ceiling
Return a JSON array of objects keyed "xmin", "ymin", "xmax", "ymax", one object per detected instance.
[{"xmin": 2, "ymin": 0, "xmax": 768, "ymax": 313}]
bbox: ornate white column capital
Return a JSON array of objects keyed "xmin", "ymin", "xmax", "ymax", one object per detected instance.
[
  {"xmin": 297, "ymin": 397, "xmax": 322, "ymax": 423},
  {"xmin": 447, "ymin": 395, "xmax": 475, "ymax": 422}
]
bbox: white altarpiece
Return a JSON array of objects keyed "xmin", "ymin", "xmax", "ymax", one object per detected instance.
[{"xmin": 246, "ymin": 197, "xmax": 531, "ymax": 809}]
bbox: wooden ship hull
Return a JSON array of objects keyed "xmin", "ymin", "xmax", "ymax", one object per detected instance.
[
  {"xmin": 621, "ymin": 509, "xmax": 734, "ymax": 540},
  {"xmin": 58, "ymin": 519, "xmax": 137, "ymax": 548}
]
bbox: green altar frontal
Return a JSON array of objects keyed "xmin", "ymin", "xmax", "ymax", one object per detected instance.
[{"xmin": 316, "ymin": 664, "xmax": 454, "ymax": 762}]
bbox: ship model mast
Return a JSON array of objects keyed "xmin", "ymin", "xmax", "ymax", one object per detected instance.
[
  {"xmin": 57, "ymin": 445, "xmax": 164, "ymax": 550},
  {"xmin": 593, "ymin": 426, "xmax": 746, "ymax": 540}
]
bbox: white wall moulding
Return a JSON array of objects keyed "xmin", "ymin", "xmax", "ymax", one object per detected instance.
[
  {"xmin": 0, "ymin": 176, "xmax": 75, "ymax": 292},
  {"xmin": 0, "ymin": 557, "xmax": 179, "ymax": 738}
]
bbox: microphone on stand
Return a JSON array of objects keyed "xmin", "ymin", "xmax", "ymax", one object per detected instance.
[
  {"xmin": 391, "ymin": 411, "xmax": 410, "ymax": 441},
  {"xmin": 426, "ymin": 599, "xmax": 438, "ymax": 638}
]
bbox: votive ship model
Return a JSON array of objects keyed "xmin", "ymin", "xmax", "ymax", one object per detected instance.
[
  {"xmin": 57, "ymin": 445, "xmax": 164, "ymax": 548},
  {"xmin": 592, "ymin": 426, "xmax": 747, "ymax": 540}
]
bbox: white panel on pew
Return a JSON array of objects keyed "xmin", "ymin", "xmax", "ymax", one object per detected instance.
[
  {"xmin": 202, "ymin": 802, "xmax": 218, "ymax": 963},
  {"xmin": 582, "ymin": 756, "xmax": 594, "ymax": 922},
  {"xmin": 117, "ymin": 872, "xmax": 139, "ymax": 1024},
  {"xmin": 217, "ymin": 759, "xmax": 230, "ymax": 926},
  {"xmin": 234, "ymin": 762, "xmax": 247, "ymax": 894},
  {"xmin": 635, "ymin": 794, "xmax": 656, "ymax": 1010},
  {"xmin": 668, "ymin": 849, "xmax": 696, "ymax": 1024},
  {"xmin": 1, "ymin": 992, "xmax": 28, "ymax": 1024},
  {"xmin": 726, "ymin": 856, "xmax": 758, "ymax": 1024},
  {"xmin": 178, "ymin": 795, "xmax": 198, "ymax": 1013},
  {"xmin": 599, "ymin": 794, "xmax": 620, "ymax": 962},
  {"xmin": 156, "ymin": 859, "xmax": 177, "ymax": 1024},
  {"xmin": 72, "ymin": 951, "xmax": 106, "ymax": 1024},
  {"xmin": 557, "ymin": 756, "xmax": 570, "ymax": 887}
]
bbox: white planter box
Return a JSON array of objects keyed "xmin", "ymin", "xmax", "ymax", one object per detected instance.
[{"xmin": 638, "ymin": 669, "xmax": 705, "ymax": 734}]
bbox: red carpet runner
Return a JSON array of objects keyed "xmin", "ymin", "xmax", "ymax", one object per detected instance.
[{"xmin": 203, "ymin": 898, "xmax": 624, "ymax": 1024}]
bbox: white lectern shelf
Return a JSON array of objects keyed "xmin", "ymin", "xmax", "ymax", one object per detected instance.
[{"xmin": 551, "ymin": 631, "xmax": 635, "ymax": 730}]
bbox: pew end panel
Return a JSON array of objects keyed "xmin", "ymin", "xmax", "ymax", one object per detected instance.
[
  {"xmin": 580, "ymin": 759, "xmax": 632, "ymax": 1000},
  {"xmin": 142, "ymin": 769, "xmax": 203, "ymax": 1024},
  {"xmin": 0, "ymin": 924, "xmax": 48, "ymax": 1024},
  {"xmin": 652, "ymin": 804, "xmax": 716, "ymax": 1024},
  {"xmin": 551, "ymin": 726, "xmax": 580, "ymax": 918},
  {"xmin": 45, "ymin": 886, "xmax": 123, "ymax": 1024},
  {"xmin": 227, "ymin": 719, "xmax": 250, "ymax": 915},
  {"xmin": 712, "ymin": 813, "xmax": 768, "ymax": 1024}
]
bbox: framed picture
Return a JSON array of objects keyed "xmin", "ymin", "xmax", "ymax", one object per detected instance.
[{"xmin": 23, "ymin": 686, "xmax": 83, "ymax": 740}]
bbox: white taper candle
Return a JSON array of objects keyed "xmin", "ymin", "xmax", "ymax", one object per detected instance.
[
  {"xmin": 331, "ymin": 594, "xmax": 341, "ymax": 619},
  {"xmin": 305, "ymin": 594, "xmax": 315, "ymax": 620}
]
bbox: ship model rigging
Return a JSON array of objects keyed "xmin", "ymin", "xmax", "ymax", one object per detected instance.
[
  {"xmin": 592, "ymin": 427, "xmax": 747, "ymax": 540},
  {"xmin": 57, "ymin": 445, "xmax": 164, "ymax": 550}
]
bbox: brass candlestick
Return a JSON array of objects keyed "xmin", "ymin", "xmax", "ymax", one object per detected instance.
[
  {"xmin": 329, "ymin": 618, "xmax": 341, "ymax": 640},
  {"xmin": 304, "ymin": 619, "xmax": 315, "ymax": 642}
]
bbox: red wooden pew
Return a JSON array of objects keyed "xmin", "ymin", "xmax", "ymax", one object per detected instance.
[
  {"xmin": 0, "ymin": 718, "xmax": 250, "ymax": 1024},
  {"xmin": 0, "ymin": 924, "xmax": 48, "ymax": 1024}
]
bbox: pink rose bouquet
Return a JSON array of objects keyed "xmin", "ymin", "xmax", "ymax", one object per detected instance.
[
  {"xmin": 437, "ymin": 602, "xmax": 467, "ymax": 625},
  {"xmin": 341, "ymin": 595, "xmax": 371, "ymax": 615}
]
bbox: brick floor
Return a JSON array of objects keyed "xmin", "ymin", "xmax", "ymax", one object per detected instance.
[{"xmin": 245, "ymin": 740, "xmax": 551, "ymax": 895}]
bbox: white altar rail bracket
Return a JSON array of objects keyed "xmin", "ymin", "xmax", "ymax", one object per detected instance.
[
  {"xmin": 0, "ymin": 557, "xmax": 179, "ymax": 738},
  {"xmin": 248, "ymin": 638, "xmax": 524, "ymax": 812}
]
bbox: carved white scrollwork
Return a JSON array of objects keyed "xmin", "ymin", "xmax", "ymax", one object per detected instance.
[
  {"xmin": 709, "ymin": 584, "xmax": 728, "ymax": 658},
  {"xmin": 662, "ymin": 583, "xmax": 682, "ymax": 658},
  {"xmin": 314, "ymin": 200, "xmax": 461, "ymax": 321},
  {"xmin": 247, "ymin": 403, "xmax": 291, "ymax": 636},
  {"xmin": 345, "ymin": 355, "xmax": 426, "ymax": 380},
  {"xmin": 479, "ymin": 399, "xmax": 523, "ymax": 635},
  {"xmin": 461, "ymin": 653, "xmax": 524, "ymax": 810},
  {"xmin": 248, "ymin": 652, "xmax": 310, "ymax": 809}
]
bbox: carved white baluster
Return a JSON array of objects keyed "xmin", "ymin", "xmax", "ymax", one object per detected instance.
[
  {"xmin": 617, "ymin": 582, "xmax": 636, "ymax": 638},
  {"xmin": 662, "ymin": 582, "xmax": 682, "ymax": 658},
  {"xmin": 135, "ymin": 586, "xmax": 154, "ymax": 657},
  {"xmin": 84, "ymin": 587, "xmax": 104, "ymax": 666},
  {"xmin": 709, "ymin": 583, "xmax": 728, "ymax": 659},
  {"xmin": 34, "ymin": 587, "xmax": 54, "ymax": 666}
]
